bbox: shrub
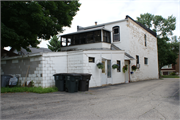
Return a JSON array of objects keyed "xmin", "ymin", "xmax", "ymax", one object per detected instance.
[{"xmin": 170, "ymin": 72, "xmax": 176, "ymax": 75}]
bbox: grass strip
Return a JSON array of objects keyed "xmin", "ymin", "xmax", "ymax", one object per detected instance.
[
  {"xmin": 162, "ymin": 75, "xmax": 180, "ymax": 78},
  {"xmin": 1, "ymin": 86, "xmax": 58, "ymax": 94}
]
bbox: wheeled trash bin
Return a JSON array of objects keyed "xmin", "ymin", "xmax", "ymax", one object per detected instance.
[
  {"xmin": 53, "ymin": 73, "xmax": 66, "ymax": 91},
  {"xmin": 78, "ymin": 73, "xmax": 92, "ymax": 91},
  {"xmin": 1, "ymin": 75, "xmax": 13, "ymax": 87},
  {"xmin": 65, "ymin": 73, "xmax": 81, "ymax": 93}
]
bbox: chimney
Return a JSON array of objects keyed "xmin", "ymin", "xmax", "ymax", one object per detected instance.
[{"xmin": 95, "ymin": 21, "xmax": 97, "ymax": 25}]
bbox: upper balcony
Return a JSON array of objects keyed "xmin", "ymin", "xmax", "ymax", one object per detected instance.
[{"xmin": 60, "ymin": 28, "xmax": 111, "ymax": 51}]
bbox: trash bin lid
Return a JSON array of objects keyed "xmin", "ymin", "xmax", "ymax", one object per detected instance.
[{"xmin": 53, "ymin": 73, "xmax": 69, "ymax": 76}]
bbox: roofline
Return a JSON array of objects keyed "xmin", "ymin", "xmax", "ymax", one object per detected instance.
[
  {"xmin": 77, "ymin": 19, "xmax": 127, "ymax": 31},
  {"xmin": 125, "ymin": 15, "xmax": 157, "ymax": 37},
  {"xmin": 1, "ymin": 53, "xmax": 42, "ymax": 61}
]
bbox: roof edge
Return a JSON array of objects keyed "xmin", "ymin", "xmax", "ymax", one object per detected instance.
[{"xmin": 125, "ymin": 15, "xmax": 156, "ymax": 37}]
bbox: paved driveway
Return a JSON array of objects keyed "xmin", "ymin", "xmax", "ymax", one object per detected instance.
[{"xmin": 1, "ymin": 78, "xmax": 179, "ymax": 120}]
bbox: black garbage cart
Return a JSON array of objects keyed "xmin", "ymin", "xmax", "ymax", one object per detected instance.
[
  {"xmin": 53, "ymin": 73, "xmax": 66, "ymax": 91},
  {"xmin": 1, "ymin": 75, "xmax": 13, "ymax": 87},
  {"xmin": 65, "ymin": 73, "xmax": 81, "ymax": 93},
  {"xmin": 78, "ymin": 73, "xmax": 92, "ymax": 91}
]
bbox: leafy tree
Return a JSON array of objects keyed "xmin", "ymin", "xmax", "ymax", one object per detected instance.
[
  {"xmin": 47, "ymin": 35, "xmax": 61, "ymax": 52},
  {"xmin": 137, "ymin": 13, "xmax": 178, "ymax": 77},
  {"xmin": 1, "ymin": 1, "xmax": 81, "ymax": 51}
]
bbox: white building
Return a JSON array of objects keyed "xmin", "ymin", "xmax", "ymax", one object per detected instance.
[{"xmin": 1, "ymin": 15, "xmax": 159, "ymax": 88}]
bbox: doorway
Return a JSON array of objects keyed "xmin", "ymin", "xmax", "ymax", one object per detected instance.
[
  {"xmin": 125, "ymin": 60, "xmax": 130, "ymax": 83},
  {"xmin": 101, "ymin": 59, "xmax": 112, "ymax": 85}
]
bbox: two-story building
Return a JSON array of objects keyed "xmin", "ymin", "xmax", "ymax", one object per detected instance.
[{"xmin": 1, "ymin": 15, "xmax": 159, "ymax": 88}]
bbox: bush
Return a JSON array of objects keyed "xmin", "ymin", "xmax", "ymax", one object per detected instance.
[{"xmin": 170, "ymin": 72, "xmax": 176, "ymax": 75}]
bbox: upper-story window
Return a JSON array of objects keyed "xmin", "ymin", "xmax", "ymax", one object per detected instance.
[
  {"xmin": 113, "ymin": 26, "xmax": 120, "ymax": 42},
  {"xmin": 144, "ymin": 34, "xmax": 147, "ymax": 46}
]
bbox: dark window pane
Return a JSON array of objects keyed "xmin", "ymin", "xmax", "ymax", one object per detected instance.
[
  {"xmin": 94, "ymin": 30, "xmax": 101, "ymax": 42},
  {"xmin": 87, "ymin": 32, "xmax": 94, "ymax": 43},
  {"xmin": 117, "ymin": 60, "xmax": 121, "ymax": 72},
  {"xmin": 80, "ymin": 33, "xmax": 86, "ymax": 44},
  {"xmin": 103, "ymin": 30, "xmax": 111, "ymax": 43},
  {"xmin": 136, "ymin": 55, "xmax": 139, "ymax": 64},
  {"xmin": 114, "ymin": 28, "xmax": 119, "ymax": 34},
  {"xmin": 113, "ymin": 26, "xmax": 120, "ymax": 42},
  {"xmin": 89, "ymin": 57, "xmax": 95, "ymax": 63},
  {"xmin": 144, "ymin": 58, "xmax": 148, "ymax": 64}
]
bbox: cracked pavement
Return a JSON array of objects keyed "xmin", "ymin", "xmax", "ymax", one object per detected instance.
[{"xmin": 1, "ymin": 78, "xmax": 179, "ymax": 120}]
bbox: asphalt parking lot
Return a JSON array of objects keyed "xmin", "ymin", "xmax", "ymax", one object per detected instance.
[{"xmin": 1, "ymin": 78, "xmax": 179, "ymax": 120}]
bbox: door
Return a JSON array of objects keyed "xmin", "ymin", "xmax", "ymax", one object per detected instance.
[
  {"xmin": 125, "ymin": 61, "xmax": 130, "ymax": 83},
  {"xmin": 107, "ymin": 60, "xmax": 112, "ymax": 84},
  {"xmin": 101, "ymin": 59, "xmax": 107, "ymax": 85}
]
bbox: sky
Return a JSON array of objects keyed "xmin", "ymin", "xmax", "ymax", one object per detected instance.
[{"xmin": 38, "ymin": 0, "xmax": 179, "ymax": 48}]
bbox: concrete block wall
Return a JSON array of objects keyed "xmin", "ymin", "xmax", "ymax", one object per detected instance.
[
  {"xmin": 41, "ymin": 52, "xmax": 67, "ymax": 88},
  {"xmin": 1, "ymin": 55, "xmax": 43, "ymax": 87}
]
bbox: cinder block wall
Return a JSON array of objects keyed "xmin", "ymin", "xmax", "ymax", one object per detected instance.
[{"xmin": 1, "ymin": 55, "xmax": 43, "ymax": 87}]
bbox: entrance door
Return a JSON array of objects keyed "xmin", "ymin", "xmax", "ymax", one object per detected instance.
[
  {"xmin": 107, "ymin": 60, "xmax": 112, "ymax": 84},
  {"xmin": 101, "ymin": 59, "xmax": 107, "ymax": 85},
  {"xmin": 125, "ymin": 61, "xmax": 130, "ymax": 83},
  {"xmin": 101, "ymin": 59, "xmax": 112, "ymax": 85}
]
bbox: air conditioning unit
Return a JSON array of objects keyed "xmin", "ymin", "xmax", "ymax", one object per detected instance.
[{"xmin": 136, "ymin": 64, "xmax": 140, "ymax": 69}]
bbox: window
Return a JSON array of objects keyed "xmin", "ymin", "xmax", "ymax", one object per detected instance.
[
  {"xmin": 117, "ymin": 60, "xmax": 121, "ymax": 72},
  {"xmin": 107, "ymin": 60, "xmax": 111, "ymax": 78},
  {"xmin": 136, "ymin": 55, "xmax": 140, "ymax": 69},
  {"xmin": 89, "ymin": 57, "xmax": 95, "ymax": 63},
  {"xmin": 144, "ymin": 57, "xmax": 148, "ymax": 65},
  {"xmin": 144, "ymin": 34, "xmax": 147, "ymax": 46},
  {"xmin": 103, "ymin": 30, "xmax": 111, "ymax": 43},
  {"xmin": 136, "ymin": 55, "xmax": 139, "ymax": 64},
  {"xmin": 61, "ymin": 37, "xmax": 66, "ymax": 46},
  {"xmin": 161, "ymin": 64, "xmax": 172, "ymax": 69},
  {"xmin": 80, "ymin": 33, "xmax": 87, "ymax": 44},
  {"xmin": 94, "ymin": 31, "xmax": 101, "ymax": 42},
  {"xmin": 86, "ymin": 32, "xmax": 94, "ymax": 43},
  {"xmin": 113, "ymin": 26, "xmax": 120, "ymax": 42},
  {"xmin": 102, "ymin": 61, "xmax": 105, "ymax": 73}
]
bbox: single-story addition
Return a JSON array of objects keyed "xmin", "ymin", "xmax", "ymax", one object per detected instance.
[{"xmin": 1, "ymin": 15, "xmax": 159, "ymax": 88}]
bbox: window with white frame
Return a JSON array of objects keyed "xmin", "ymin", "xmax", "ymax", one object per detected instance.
[
  {"xmin": 113, "ymin": 26, "xmax": 120, "ymax": 42},
  {"xmin": 144, "ymin": 57, "xmax": 148, "ymax": 65}
]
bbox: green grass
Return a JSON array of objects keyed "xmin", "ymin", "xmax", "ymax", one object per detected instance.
[
  {"xmin": 162, "ymin": 75, "xmax": 180, "ymax": 78},
  {"xmin": 1, "ymin": 86, "xmax": 58, "ymax": 94}
]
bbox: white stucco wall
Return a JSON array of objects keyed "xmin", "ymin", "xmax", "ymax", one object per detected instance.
[
  {"xmin": 61, "ymin": 42, "xmax": 111, "ymax": 51},
  {"xmin": 125, "ymin": 19, "xmax": 158, "ymax": 81}
]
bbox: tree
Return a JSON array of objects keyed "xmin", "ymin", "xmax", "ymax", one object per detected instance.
[
  {"xmin": 47, "ymin": 35, "xmax": 61, "ymax": 52},
  {"xmin": 137, "ymin": 13, "xmax": 177, "ymax": 77},
  {"xmin": 1, "ymin": 1, "xmax": 81, "ymax": 51}
]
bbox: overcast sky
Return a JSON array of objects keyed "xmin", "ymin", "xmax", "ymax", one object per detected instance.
[{"xmin": 38, "ymin": 0, "xmax": 179, "ymax": 48}]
